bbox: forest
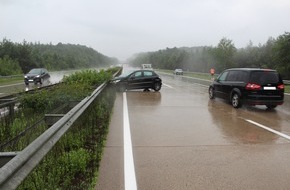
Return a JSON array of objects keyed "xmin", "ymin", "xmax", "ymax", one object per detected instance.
[
  {"xmin": 0, "ymin": 39, "xmax": 119, "ymax": 75},
  {"xmin": 128, "ymin": 32, "xmax": 290, "ymax": 79},
  {"xmin": 1, "ymin": 32, "xmax": 289, "ymax": 79}
]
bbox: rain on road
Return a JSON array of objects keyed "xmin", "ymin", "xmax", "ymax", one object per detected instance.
[{"xmin": 96, "ymin": 71, "xmax": 290, "ymax": 190}]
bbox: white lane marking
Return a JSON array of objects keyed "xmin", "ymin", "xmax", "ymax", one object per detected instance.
[
  {"xmin": 245, "ymin": 119, "xmax": 290, "ymax": 141},
  {"xmin": 162, "ymin": 83, "xmax": 173, "ymax": 88},
  {"xmin": 123, "ymin": 92, "xmax": 138, "ymax": 190}
]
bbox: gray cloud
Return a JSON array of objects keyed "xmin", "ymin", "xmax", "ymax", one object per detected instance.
[{"xmin": 1, "ymin": 0, "xmax": 290, "ymax": 61}]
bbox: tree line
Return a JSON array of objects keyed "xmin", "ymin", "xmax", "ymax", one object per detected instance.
[
  {"xmin": 0, "ymin": 39, "xmax": 119, "ymax": 75},
  {"xmin": 128, "ymin": 32, "xmax": 290, "ymax": 79}
]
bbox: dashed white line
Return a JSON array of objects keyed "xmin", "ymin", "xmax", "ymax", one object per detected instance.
[
  {"xmin": 123, "ymin": 92, "xmax": 137, "ymax": 190},
  {"xmin": 245, "ymin": 119, "xmax": 290, "ymax": 141},
  {"xmin": 162, "ymin": 83, "xmax": 173, "ymax": 88}
]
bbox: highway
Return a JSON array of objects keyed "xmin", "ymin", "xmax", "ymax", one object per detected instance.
[{"xmin": 95, "ymin": 71, "xmax": 290, "ymax": 189}]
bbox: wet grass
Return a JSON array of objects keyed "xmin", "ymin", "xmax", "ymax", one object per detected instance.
[
  {"xmin": 285, "ymin": 85, "xmax": 290, "ymax": 94},
  {"xmin": 0, "ymin": 76, "xmax": 23, "ymax": 85}
]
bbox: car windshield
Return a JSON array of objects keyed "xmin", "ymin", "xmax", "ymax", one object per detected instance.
[
  {"xmin": 28, "ymin": 69, "xmax": 42, "ymax": 74},
  {"xmin": 250, "ymin": 71, "xmax": 280, "ymax": 85},
  {"xmin": 119, "ymin": 70, "xmax": 136, "ymax": 77}
]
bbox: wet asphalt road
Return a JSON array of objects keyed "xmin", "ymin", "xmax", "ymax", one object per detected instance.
[{"xmin": 96, "ymin": 72, "xmax": 290, "ymax": 190}]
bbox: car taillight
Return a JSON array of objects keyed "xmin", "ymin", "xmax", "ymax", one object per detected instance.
[
  {"xmin": 246, "ymin": 83, "xmax": 261, "ymax": 90},
  {"xmin": 277, "ymin": 84, "xmax": 284, "ymax": 90}
]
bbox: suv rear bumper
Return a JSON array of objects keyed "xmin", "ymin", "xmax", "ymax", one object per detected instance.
[{"xmin": 243, "ymin": 99, "xmax": 284, "ymax": 106}]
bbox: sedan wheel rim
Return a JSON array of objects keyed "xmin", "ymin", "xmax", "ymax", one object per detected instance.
[{"xmin": 232, "ymin": 95, "xmax": 238, "ymax": 107}]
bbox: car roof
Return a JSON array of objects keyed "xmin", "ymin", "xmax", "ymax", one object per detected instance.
[
  {"xmin": 225, "ymin": 68, "xmax": 276, "ymax": 72},
  {"xmin": 30, "ymin": 68, "xmax": 47, "ymax": 71},
  {"xmin": 137, "ymin": 69, "xmax": 155, "ymax": 72}
]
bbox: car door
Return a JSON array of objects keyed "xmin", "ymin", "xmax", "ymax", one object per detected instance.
[
  {"xmin": 221, "ymin": 70, "xmax": 239, "ymax": 100},
  {"xmin": 214, "ymin": 71, "xmax": 229, "ymax": 99},
  {"xmin": 143, "ymin": 71, "xmax": 155, "ymax": 88},
  {"xmin": 127, "ymin": 71, "xmax": 144, "ymax": 89}
]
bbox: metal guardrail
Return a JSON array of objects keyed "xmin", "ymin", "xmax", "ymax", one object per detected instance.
[
  {"xmin": 0, "ymin": 68, "xmax": 122, "ymax": 190},
  {"xmin": 0, "ymin": 82, "xmax": 107, "ymax": 189},
  {"xmin": 284, "ymin": 80, "xmax": 290, "ymax": 85}
]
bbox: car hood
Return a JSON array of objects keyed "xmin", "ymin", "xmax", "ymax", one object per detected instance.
[
  {"xmin": 25, "ymin": 73, "xmax": 39, "ymax": 77},
  {"xmin": 112, "ymin": 76, "xmax": 127, "ymax": 81}
]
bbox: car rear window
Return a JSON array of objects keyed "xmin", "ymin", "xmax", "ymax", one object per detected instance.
[{"xmin": 250, "ymin": 71, "xmax": 280, "ymax": 85}]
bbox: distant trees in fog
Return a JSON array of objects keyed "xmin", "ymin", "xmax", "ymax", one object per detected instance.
[
  {"xmin": 129, "ymin": 32, "xmax": 290, "ymax": 79},
  {"xmin": 0, "ymin": 39, "xmax": 119, "ymax": 75}
]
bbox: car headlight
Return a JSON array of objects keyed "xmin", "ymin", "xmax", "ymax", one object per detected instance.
[
  {"xmin": 24, "ymin": 76, "xmax": 27, "ymax": 78},
  {"xmin": 36, "ymin": 75, "xmax": 40, "ymax": 78},
  {"xmin": 113, "ymin": 79, "xmax": 121, "ymax": 84}
]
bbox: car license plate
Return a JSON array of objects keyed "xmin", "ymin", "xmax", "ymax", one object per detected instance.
[
  {"xmin": 29, "ymin": 79, "xmax": 33, "ymax": 82},
  {"xmin": 264, "ymin": 86, "xmax": 276, "ymax": 90}
]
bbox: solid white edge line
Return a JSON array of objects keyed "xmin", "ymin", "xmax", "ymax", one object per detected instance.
[
  {"xmin": 123, "ymin": 92, "xmax": 137, "ymax": 190},
  {"xmin": 245, "ymin": 119, "xmax": 290, "ymax": 141}
]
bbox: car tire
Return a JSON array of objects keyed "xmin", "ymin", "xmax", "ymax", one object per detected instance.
[
  {"xmin": 266, "ymin": 105, "xmax": 277, "ymax": 109},
  {"xmin": 209, "ymin": 87, "xmax": 215, "ymax": 99},
  {"xmin": 231, "ymin": 93, "xmax": 241, "ymax": 108},
  {"xmin": 153, "ymin": 82, "xmax": 161, "ymax": 91}
]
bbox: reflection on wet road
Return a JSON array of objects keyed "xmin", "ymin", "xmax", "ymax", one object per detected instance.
[{"xmin": 96, "ymin": 70, "xmax": 290, "ymax": 190}]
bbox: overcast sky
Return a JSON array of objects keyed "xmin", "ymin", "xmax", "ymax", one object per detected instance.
[{"xmin": 1, "ymin": 0, "xmax": 290, "ymax": 61}]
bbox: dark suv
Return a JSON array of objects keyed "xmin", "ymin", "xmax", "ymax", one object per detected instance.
[{"xmin": 209, "ymin": 68, "xmax": 284, "ymax": 109}]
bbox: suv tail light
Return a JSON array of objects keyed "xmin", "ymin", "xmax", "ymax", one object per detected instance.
[
  {"xmin": 246, "ymin": 83, "xmax": 261, "ymax": 90},
  {"xmin": 277, "ymin": 84, "xmax": 284, "ymax": 90}
]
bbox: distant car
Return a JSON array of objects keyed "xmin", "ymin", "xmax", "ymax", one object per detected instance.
[
  {"xmin": 111, "ymin": 69, "xmax": 162, "ymax": 92},
  {"xmin": 142, "ymin": 64, "xmax": 153, "ymax": 70},
  {"xmin": 24, "ymin": 68, "xmax": 50, "ymax": 85},
  {"xmin": 208, "ymin": 68, "xmax": 284, "ymax": 109},
  {"xmin": 173, "ymin": 69, "xmax": 183, "ymax": 75}
]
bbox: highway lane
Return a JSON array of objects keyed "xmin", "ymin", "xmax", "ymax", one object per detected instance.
[
  {"xmin": 0, "ymin": 70, "xmax": 77, "ymax": 97},
  {"xmin": 96, "ymin": 73, "xmax": 290, "ymax": 190}
]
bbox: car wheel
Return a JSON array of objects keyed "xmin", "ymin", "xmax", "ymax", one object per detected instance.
[
  {"xmin": 266, "ymin": 105, "xmax": 277, "ymax": 109},
  {"xmin": 231, "ymin": 93, "xmax": 241, "ymax": 108},
  {"xmin": 153, "ymin": 82, "xmax": 161, "ymax": 91},
  {"xmin": 209, "ymin": 87, "xmax": 215, "ymax": 99}
]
